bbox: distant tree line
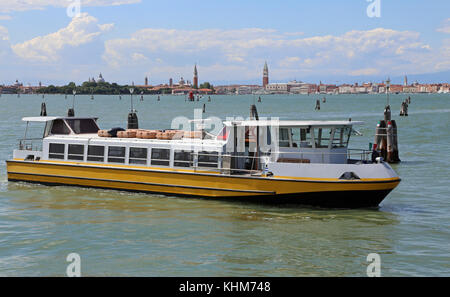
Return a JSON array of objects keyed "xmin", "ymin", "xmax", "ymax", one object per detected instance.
[
  {"xmin": 36, "ymin": 81, "xmax": 170, "ymax": 95},
  {"xmin": 199, "ymin": 82, "xmax": 214, "ymax": 92}
]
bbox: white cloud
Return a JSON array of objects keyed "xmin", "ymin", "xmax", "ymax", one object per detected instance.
[
  {"xmin": 437, "ymin": 18, "xmax": 450, "ymax": 34},
  {"xmin": 0, "ymin": 25, "xmax": 10, "ymax": 59},
  {"xmin": 0, "ymin": 0, "xmax": 140, "ymax": 13},
  {"xmin": 102, "ymin": 27, "xmax": 441, "ymax": 82},
  {"xmin": 0, "ymin": 15, "xmax": 11, "ymax": 20},
  {"xmin": 350, "ymin": 68, "xmax": 380, "ymax": 76},
  {"xmin": 0, "ymin": 24, "xmax": 7, "ymax": 40},
  {"xmin": 12, "ymin": 13, "xmax": 113, "ymax": 62},
  {"xmin": 279, "ymin": 56, "xmax": 301, "ymax": 68},
  {"xmin": 2, "ymin": 22, "xmax": 450, "ymax": 84}
]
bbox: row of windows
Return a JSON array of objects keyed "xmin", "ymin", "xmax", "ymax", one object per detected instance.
[
  {"xmin": 48, "ymin": 143, "xmax": 219, "ymax": 168},
  {"xmin": 279, "ymin": 127, "xmax": 351, "ymax": 149}
]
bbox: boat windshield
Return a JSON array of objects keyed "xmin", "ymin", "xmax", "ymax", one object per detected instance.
[
  {"xmin": 65, "ymin": 119, "xmax": 99, "ymax": 134},
  {"xmin": 278, "ymin": 126, "xmax": 352, "ymax": 149}
]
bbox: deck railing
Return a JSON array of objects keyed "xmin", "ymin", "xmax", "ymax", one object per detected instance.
[
  {"xmin": 193, "ymin": 149, "xmax": 375, "ymax": 175},
  {"xmin": 18, "ymin": 138, "xmax": 43, "ymax": 152}
]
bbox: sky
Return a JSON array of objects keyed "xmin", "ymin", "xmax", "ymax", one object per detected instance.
[{"xmin": 0, "ymin": 0, "xmax": 450, "ymax": 86}]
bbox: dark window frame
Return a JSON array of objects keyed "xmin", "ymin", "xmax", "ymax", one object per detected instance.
[
  {"xmin": 67, "ymin": 144, "xmax": 84, "ymax": 161},
  {"xmin": 129, "ymin": 147, "xmax": 148, "ymax": 165},
  {"xmin": 87, "ymin": 145, "xmax": 105, "ymax": 162},
  {"xmin": 151, "ymin": 148, "xmax": 170, "ymax": 166},
  {"xmin": 50, "ymin": 120, "xmax": 71, "ymax": 135},
  {"xmin": 108, "ymin": 146, "xmax": 126, "ymax": 164},
  {"xmin": 48, "ymin": 143, "xmax": 65, "ymax": 160},
  {"xmin": 198, "ymin": 151, "xmax": 219, "ymax": 168},
  {"xmin": 65, "ymin": 119, "xmax": 100, "ymax": 134},
  {"xmin": 174, "ymin": 150, "xmax": 193, "ymax": 167}
]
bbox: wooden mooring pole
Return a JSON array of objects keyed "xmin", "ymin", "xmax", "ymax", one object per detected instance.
[{"xmin": 373, "ymin": 105, "xmax": 400, "ymax": 163}]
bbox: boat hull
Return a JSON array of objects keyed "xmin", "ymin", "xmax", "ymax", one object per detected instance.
[{"xmin": 6, "ymin": 160, "xmax": 400, "ymax": 208}]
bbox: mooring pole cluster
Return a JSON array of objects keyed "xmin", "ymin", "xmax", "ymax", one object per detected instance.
[
  {"xmin": 400, "ymin": 96, "xmax": 410, "ymax": 116},
  {"xmin": 373, "ymin": 78, "xmax": 400, "ymax": 163}
]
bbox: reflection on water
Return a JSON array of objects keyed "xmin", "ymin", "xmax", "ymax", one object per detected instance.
[
  {"xmin": 2, "ymin": 180, "xmax": 400, "ymax": 276},
  {"xmin": 0, "ymin": 94, "xmax": 449, "ymax": 276}
]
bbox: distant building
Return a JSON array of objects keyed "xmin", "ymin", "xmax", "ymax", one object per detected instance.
[
  {"xmin": 193, "ymin": 64, "xmax": 198, "ymax": 89},
  {"xmin": 338, "ymin": 84, "xmax": 354, "ymax": 94},
  {"xmin": 169, "ymin": 78, "xmax": 173, "ymax": 87},
  {"xmin": 403, "ymin": 85, "xmax": 418, "ymax": 93},
  {"xmin": 263, "ymin": 61, "xmax": 269, "ymax": 88},
  {"xmin": 13, "ymin": 79, "xmax": 22, "ymax": 87},
  {"xmin": 404, "ymin": 75, "xmax": 408, "ymax": 86},
  {"xmin": 145, "ymin": 76, "xmax": 148, "ymax": 86},
  {"xmin": 235, "ymin": 85, "xmax": 261, "ymax": 95},
  {"xmin": 354, "ymin": 86, "xmax": 368, "ymax": 94},
  {"xmin": 97, "ymin": 73, "xmax": 105, "ymax": 83},
  {"xmin": 440, "ymin": 83, "xmax": 450, "ymax": 93},
  {"xmin": 389, "ymin": 85, "xmax": 404, "ymax": 93},
  {"xmin": 319, "ymin": 84, "xmax": 338, "ymax": 94},
  {"xmin": 265, "ymin": 83, "xmax": 289, "ymax": 93}
]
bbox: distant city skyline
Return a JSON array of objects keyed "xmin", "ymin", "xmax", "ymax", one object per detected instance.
[{"xmin": 1, "ymin": 1, "xmax": 450, "ymax": 85}]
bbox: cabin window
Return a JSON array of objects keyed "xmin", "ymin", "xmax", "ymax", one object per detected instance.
[
  {"xmin": 198, "ymin": 151, "xmax": 219, "ymax": 168},
  {"xmin": 68, "ymin": 144, "xmax": 84, "ymax": 161},
  {"xmin": 50, "ymin": 119, "xmax": 70, "ymax": 135},
  {"xmin": 331, "ymin": 127, "xmax": 351, "ymax": 148},
  {"xmin": 267, "ymin": 127, "xmax": 272, "ymax": 145},
  {"xmin": 290, "ymin": 128, "xmax": 300, "ymax": 148},
  {"xmin": 279, "ymin": 128, "xmax": 290, "ymax": 148},
  {"xmin": 108, "ymin": 146, "xmax": 125, "ymax": 163},
  {"xmin": 87, "ymin": 145, "xmax": 104, "ymax": 162},
  {"xmin": 151, "ymin": 148, "xmax": 170, "ymax": 166},
  {"xmin": 129, "ymin": 147, "xmax": 147, "ymax": 165},
  {"xmin": 49, "ymin": 143, "xmax": 65, "ymax": 159},
  {"xmin": 314, "ymin": 128, "xmax": 333, "ymax": 148},
  {"xmin": 174, "ymin": 150, "xmax": 193, "ymax": 167},
  {"xmin": 300, "ymin": 128, "xmax": 313, "ymax": 148},
  {"xmin": 65, "ymin": 119, "xmax": 99, "ymax": 134}
]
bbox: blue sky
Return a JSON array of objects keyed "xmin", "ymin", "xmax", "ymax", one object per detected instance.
[{"xmin": 1, "ymin": 0, "xmax": 450, "ymax": 86}]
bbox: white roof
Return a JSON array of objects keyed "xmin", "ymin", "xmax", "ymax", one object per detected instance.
[
  {"xmin": 223, "ymin": 120, "xmax": 363, "ymax": 127},
  {"xmin": 22, "ymin": 116, "xmax": 60, "ymax": 122},
  {"xmin": 44, "ymin": 134, "xmax": 224, "ymax": 148},
  {"xmin": 22, "ymin": 116, "xmax": 98, "ymax": 122}
]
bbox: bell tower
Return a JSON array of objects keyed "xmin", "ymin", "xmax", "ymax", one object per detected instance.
[
  {"xmin": 263, "ymin": 61, "xmax": 269, "ymax": 88},
  {"xmin": 193, "ymin": 64, "xmax": 198, "ymax": 89}
]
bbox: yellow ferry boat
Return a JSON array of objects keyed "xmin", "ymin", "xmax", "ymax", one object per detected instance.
[{"xmin": 6, "ymin": 115, "xmax": 400, "ymax": 208}]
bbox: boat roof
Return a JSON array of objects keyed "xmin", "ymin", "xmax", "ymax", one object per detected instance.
[
  {"xmin": 223, "ymin": 120, "xmax": 363, "ymax": 127},
  {"xmin": 44, "ymin": 134, "xmax": 225, "ymax": 147},
  {"xmin": 22, "ymin": 116, "xmax": 98, "ymax": 122}
]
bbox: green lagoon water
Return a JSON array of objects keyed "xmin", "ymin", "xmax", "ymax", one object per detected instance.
[{"xmin": 0, "ymin": 93, "xmax": 449, "ymax": 276}]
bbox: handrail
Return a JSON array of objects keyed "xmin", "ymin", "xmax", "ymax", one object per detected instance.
[
  {"xmin": 194, "ymin": 148, "xmax": 374, "ymax": 175},
  {"xmin": 18, "ymin": 138, "xmax": 43, "ymax": 151}
]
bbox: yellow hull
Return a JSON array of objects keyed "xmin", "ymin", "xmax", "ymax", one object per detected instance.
[{"xmin": 6, "ymin": 159, "xmax": 401, "ymax": 207}]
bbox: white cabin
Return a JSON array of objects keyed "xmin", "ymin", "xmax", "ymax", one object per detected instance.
[{"xmin": 14, "ymin": 116, "xmax": 367, "ymax": 175}]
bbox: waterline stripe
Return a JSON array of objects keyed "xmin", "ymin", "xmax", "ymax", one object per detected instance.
[{"xmin": 7, "ymin": 171, "xmax": 276, "ymax": 195}]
